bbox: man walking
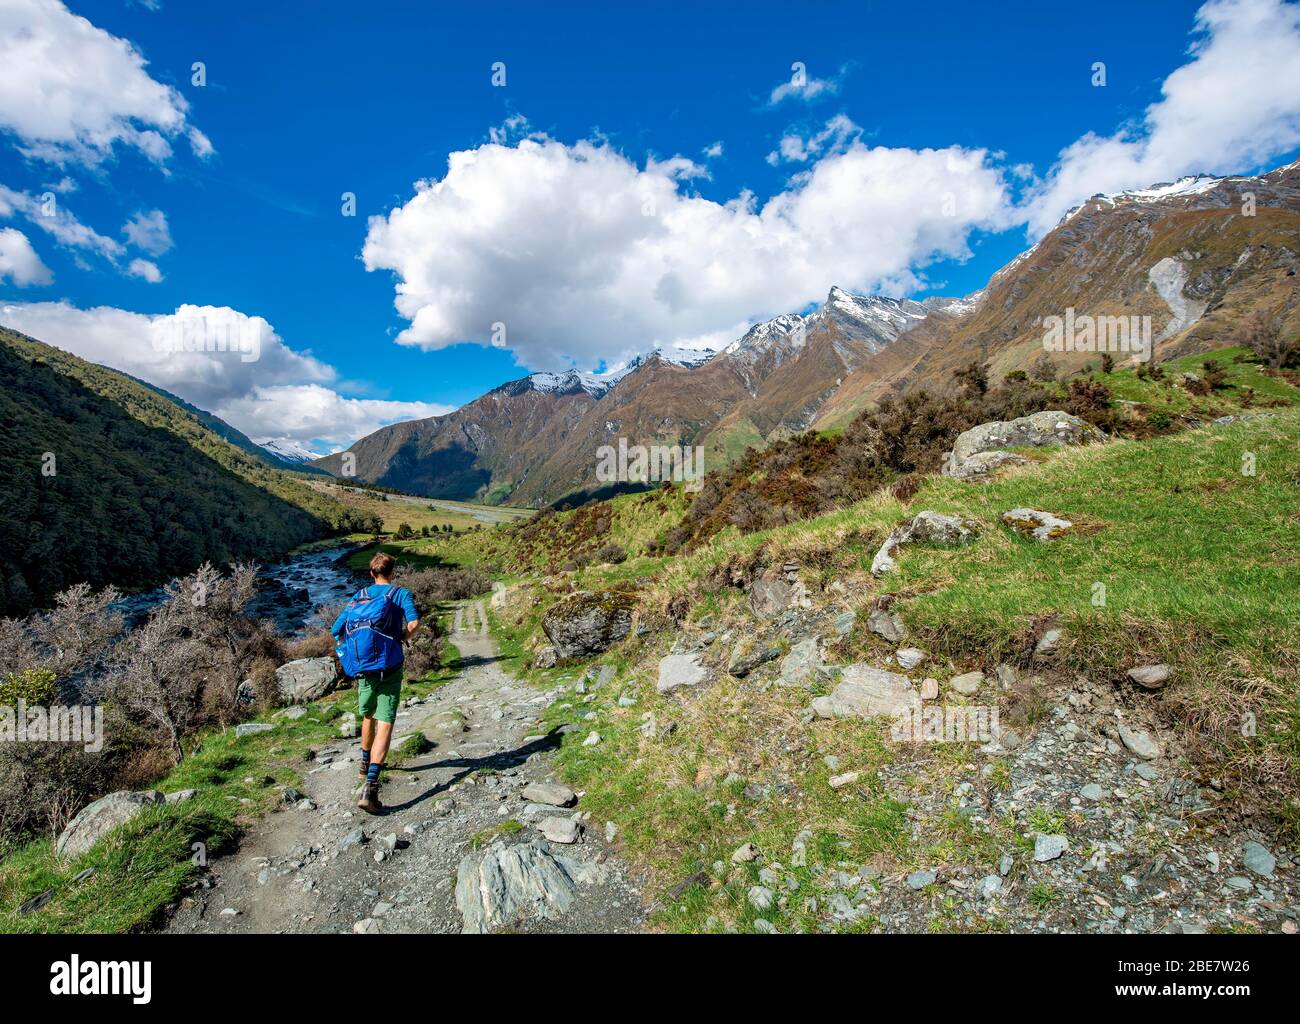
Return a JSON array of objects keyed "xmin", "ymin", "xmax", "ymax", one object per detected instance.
[{"xmin": 332, "ymin": 552, "xmax": 420, "ymax": 814}]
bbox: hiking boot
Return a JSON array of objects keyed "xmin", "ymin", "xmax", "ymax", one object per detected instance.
[{"xmin": 357, "ymin": 781, "xmax": 384, "ymax": 815}]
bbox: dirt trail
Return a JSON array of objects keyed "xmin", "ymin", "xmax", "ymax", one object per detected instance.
[{"xmin": 164, "ymin": 601, "xmax": 645, "ymax": 934}]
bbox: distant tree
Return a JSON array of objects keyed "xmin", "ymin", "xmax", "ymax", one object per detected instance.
[
  {"xmin": 1099, "ymin": 353, "xmax": 1114, "ymax": 374},
  {"xmin": 395, "ymin": 522, "xmax": 414, "ymax": 540}
]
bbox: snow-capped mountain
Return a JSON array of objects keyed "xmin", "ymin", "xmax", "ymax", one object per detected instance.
[
  {"xmin": 721, "ymin": 285, "xmax": 978, "ymax": 380},
  {"xmin": 256, "ymin": 438, "xmax": 321, "ymax": 465}
]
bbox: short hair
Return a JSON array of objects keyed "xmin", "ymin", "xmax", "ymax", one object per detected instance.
[{"xmin": 369, "ymin": 552, "xmax": 396, "ymax": 577}]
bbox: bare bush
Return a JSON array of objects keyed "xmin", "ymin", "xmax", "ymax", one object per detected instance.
[{"xmin": 1235, "ymin": 311, "xmax": 1298, "ymax": 369}]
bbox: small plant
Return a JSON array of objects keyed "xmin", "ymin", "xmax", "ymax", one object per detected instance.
[
  {"xmin": 1027, "ymin": 883, "xmax": 1057, "ymax": 910},
  {"xmin": 1147, "ymin": 408, "xmax": 1173, "ymax": 431},
  {"xmin": 1099, "ymin": 352, "xmax": 1114, "ymax": 374}
]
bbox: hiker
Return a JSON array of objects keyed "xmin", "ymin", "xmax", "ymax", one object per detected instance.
[{"xmin": 332, "ymin": 552, "xmax": 420, "ymax": 814}]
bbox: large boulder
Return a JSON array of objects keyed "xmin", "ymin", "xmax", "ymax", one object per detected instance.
[
  {"xmin": 275, "ymin": 657, "xmax": 337, "ymax": 704},
  {"xmin": 541, "ymin": 590, "xmax": 637, "ymax": 658},
  {"xmin": 945, "ymin": 411, "xmax": 1105, "ymax": 477},
  {"xmin": 809, "ymin": 665, "xmax": 919, "ymax": 720},
  {"xmin": 56, "ymin": 790, "xmax": 165, "ymax": 860}
]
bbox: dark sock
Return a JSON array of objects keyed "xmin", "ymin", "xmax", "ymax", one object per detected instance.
[
  {"xmin": 360, "ymin": 748, "xmax": 371, "ymax": 771},
  {"xmin": 366, "ymin": 761, "xmax": 382, "ymax": 785}
]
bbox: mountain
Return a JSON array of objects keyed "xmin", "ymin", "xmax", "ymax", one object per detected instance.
[
  {"xmin": 313, "ymin": 160, "xmax": 1299, "ymax": 508},
  {"xmin": 125, "ymin": 374, "xmax": 316, "ymax": 471},
  {"xmin": 309, "ymin": 286, "xmax": 949, "ymax": 504},
  {"xmin": 256, "ymin": 437, "xmax": 322, "ymax": 466},
  {"xmin": 698, "ymin": 287, "xmax": 972, "ymax": 462},
  {"xmin": 309, "ymin": 367, "xmax": 615, "ymax": 503},
  {"xmin": 0, "ymin": 325, "xmax": 368, "ymax": 615},
  {"xmin": 812, "ymin": 160, "xmax": 1300, "ymax": 429}
]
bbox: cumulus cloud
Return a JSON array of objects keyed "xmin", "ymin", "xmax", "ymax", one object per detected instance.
[
  {"xmin": 1024, "ymin": 0, "xmax": 1300, "ymax": 235},
  {"xmin": 0, "ymin": 301, "xmax": 443, "ymax": 451},
  {"xmin": 0, "ymin": 0, "xmax": 211, "ymax": 167},
  {"xmin": 216, "ymin": 385, "xmax": 452, "ymax": 452},
  {"xmin": 122, "ymin": 209, "xmax": 172, "ymax": 255},
  {"xmin": 0, "ymin": 227, "xmax": 52, "ymax": 285},
  {"xmin": 127, "ymin": 257, "xmax": 162, "ymax": 282},
  {"xmin": 362, "ymin": 135, "xmax": 1014, "ymax": 371}
]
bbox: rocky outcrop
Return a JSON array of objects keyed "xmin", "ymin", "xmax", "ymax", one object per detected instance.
[
  {"xmin": 871, "ymin": 511, "xmax": 980, "ymax": 577},
  {"xmin": 809, "ymin": 665, "xmax": 919, "ymax": 720},
  {"xmin": 275, "ymin": 657, "xmax": 337, "ymax": 704},
  {"xmin": 541, "ymin": 590, "xmax": 637, "ymax": 658},
  {"xmin": 56, "ymin": 790, "xmax": 165, "ymax": 860},
  {"xmin": 454, "ymin": 839, "xmax": 605, "ymax": 934},
  {"xmin": 944, "ymin": 411, "xmax": 1104, "ymax": 478},
  {"xmin": 944, "ymin": 450, "xmax": 1030, "ymax": 481}
]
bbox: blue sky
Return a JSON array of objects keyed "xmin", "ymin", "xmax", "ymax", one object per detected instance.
[{"xmin": 2, "ymin": 0, "xmax": 1299, "ymax": 452}]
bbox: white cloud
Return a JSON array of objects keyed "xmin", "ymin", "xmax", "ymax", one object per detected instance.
[
  {"xmin": 702, "ymin": 141, "xmax": 724, "ymax": 159},
  {"xmin": 362, "ymin": 134, "xmax": 1014, "ymax": 371},
  {"xmin": 769, "ymin": 64, "xmax": 846, "ymax": 105},
  {"xmin": 122, "ymin": 208, "xmax": 172, "ymax": 255},
  {"xmin": 0, "ymin": 227, "xmax": 52, "ymax": 285},
  {"xmin": 1025, "ymin": 0, "xmax": 1300, "ymax": 235},
  {"xmin": 216, "ymin": 385, "xmax": 452, "ymax": 452},
  {"xmin": 0, "ymin": 0, "xmax": 211, "ymax": 167},
  {"xmin": 0, "ymin": 183, "xmax": 124, "ymax": 259},
  {"xmin": 768, "ymin": 114, "xmax": 862, "ymax": 164},
  {"xmin": 0, "ymin": 301, "xmax": 441, "ymax": 450},
  {"xmin": 127, "ymin": 257, "xmax": 162, "ymax": 282}
]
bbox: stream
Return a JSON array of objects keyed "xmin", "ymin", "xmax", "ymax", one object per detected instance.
[{"xmin": 112, "ymin": 544, "xmax": 366, "ymax": 636}]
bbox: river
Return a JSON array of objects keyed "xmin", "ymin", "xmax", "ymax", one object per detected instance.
[{"xmin": 112, "ymin": 544, "xmax": 366, "ymax": 636}]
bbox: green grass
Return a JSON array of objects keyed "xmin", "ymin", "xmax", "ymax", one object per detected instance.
[
  {"xmin": 478, "ymin": 405, "xmax": 1300, "ymax": 929},
  {"xmin": 1088, "ymin": 346, "xmax": 1298, "ymax": 415},
  {"xmin": 0, "ymin": 703, "xmax": 347, "ymax": 932},
  {"xmin": 469, "ymin": 820, "xmax": 523, "ymax": 849}
]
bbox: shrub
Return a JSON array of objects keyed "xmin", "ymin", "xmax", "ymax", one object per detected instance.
[
  {"xmin": 1235, "ymin": 311, "xmax": 1298, "ymax": 369},
  {"xmin": 0, "ymin": 667, "xmax": 57, "ymax": 705},
  {"xmin": 596, "ymin": 543, "xmax": 628, "ymax": 564}
]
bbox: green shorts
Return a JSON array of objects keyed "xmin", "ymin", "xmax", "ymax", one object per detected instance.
[{"xmin": 356, "ymin": 667, "xmax": 403, "ymax": 724}]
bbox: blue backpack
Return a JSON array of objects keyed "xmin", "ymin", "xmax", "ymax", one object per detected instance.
[{"xmin": 335, "ymin": 585, "xmax": 407, "ymax": 677}]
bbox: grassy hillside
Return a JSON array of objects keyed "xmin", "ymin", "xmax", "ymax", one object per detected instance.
[
  {"xmin": 0, "ymin": 327, "xmax": 369, "ymax": 614},
  {"xmin": 476, "ymin": 395, "xmax": 1299, "ymax": 931}
]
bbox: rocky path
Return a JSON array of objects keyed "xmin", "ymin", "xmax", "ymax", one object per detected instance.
[{"xmin": 164, "ymin": 601, "xmax": 646, "ymax": 934}]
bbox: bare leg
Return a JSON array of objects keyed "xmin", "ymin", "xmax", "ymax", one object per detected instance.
[
  {"xmin": 360, "ymin": 714, "xmax": 376, "ymax": 752},
  {"xmin": 369, "ymin": 719, "xmax": 394, "ymax": 768}
]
